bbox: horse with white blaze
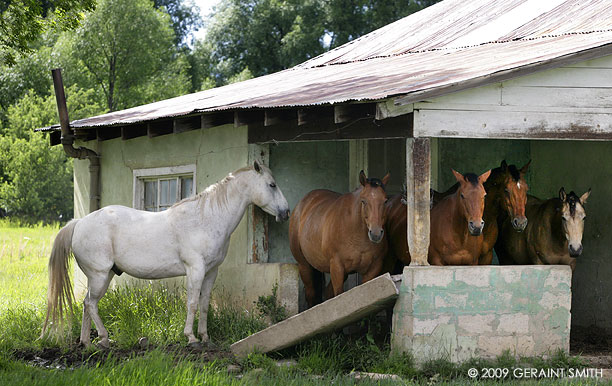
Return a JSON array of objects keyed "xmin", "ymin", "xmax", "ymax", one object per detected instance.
[{"xmin": 41, "ymin": 161, "xmax": 290, "ymax": 348}]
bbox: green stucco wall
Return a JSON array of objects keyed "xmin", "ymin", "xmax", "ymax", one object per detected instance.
[{"xmin": 268, "ymin": 141, "xmax": 349, "ymax": 263}]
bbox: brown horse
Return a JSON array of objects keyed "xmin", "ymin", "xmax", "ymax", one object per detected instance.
[
  {"xmin": 428, "ymin": 169, "xmax": 491, "ymax": 265},
  {"xmin": 289, "ymin": 171, "xmax": 390, "ymax": 307},
  {"xmin": 385, "ymin": 161, "xmax": 529, "ymax": 267},
  {"xmin": 496, "ymin": 188, "xmax": 590, "ymax": 271}
]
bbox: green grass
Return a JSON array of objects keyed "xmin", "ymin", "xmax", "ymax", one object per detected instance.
[{"xmin": 0, "ymin": 222, "xmax": 604, "ymax": 385}]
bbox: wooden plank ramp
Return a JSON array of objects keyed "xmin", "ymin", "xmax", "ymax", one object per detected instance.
[{"xmin": 230, "ymin": 273, "xmax": 400, "ymax": 357}]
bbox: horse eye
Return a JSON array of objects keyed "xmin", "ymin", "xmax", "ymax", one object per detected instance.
[
  {"xmin": 269, "ymin": 183, "xmax": 276, "ymax": 188},
  {"xmin": 504, "ymin": 188, "xmax": 509, "ymax": 193},
  {"xmin": 361, "ymin": 200, "xmax": 367, "ymax": 205},
  {"xmin": 460, "ymin": 193, "xmax": 465, "ymax": 199}
]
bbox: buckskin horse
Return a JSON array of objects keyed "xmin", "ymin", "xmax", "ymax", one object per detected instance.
[
  {"xmin": 496, "ymin": 187, "xmax": 590, "ymax": 271},
  {"xmin": 41, "ymin": 162, "xmax": 290, "ymax": 348},
  {"xmin": 428, "ymin": 169, "xmax": 491, "ymax": 265},
  {"xmin": 289, "ymin": 171, "xmax": 390, "ymax": 307}
]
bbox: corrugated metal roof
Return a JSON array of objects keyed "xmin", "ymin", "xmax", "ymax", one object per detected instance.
[{"xmin": 44, "ymin": 0, "xmax": 612, "ymax": 131}]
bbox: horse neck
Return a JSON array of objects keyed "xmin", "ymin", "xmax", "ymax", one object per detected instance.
[{"xmin": 201, "ymin": 172, "xmax": 251, "ymax": 235}]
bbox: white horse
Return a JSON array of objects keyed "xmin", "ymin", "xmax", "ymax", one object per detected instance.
[{"xmin": 41, "ymin": 161, "xmax": 290, "ymax": 348}]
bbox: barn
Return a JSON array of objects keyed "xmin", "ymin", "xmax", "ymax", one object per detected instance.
[{"xmin": 42, "ymin": 0, "xmax": 612, "ymax": 357}]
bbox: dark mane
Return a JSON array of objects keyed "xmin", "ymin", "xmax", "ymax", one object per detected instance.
[
  {"xmin": 366, "ymin": 178, "xmax": 385, "ymax": 189},
  {"xmin": 464, "ymin": 173, "xmax": 479, "ymax": 186},
  {"xmin": 507, "ymin": 165, "xmax": 521, "ymax": 181},
  {"xmin": 566, "ymin": 191, "xmax": 580, "ymax": 216}
]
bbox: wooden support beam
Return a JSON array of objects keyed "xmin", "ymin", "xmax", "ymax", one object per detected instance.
[
  {"xmin": 234, "ymin": 110, "xmax": 264, "ymax": 127},
  {"xmin": 264, "ymin": 109, "xmax": 296, "ymax": 127},
  {"xmin": 173, "ymin": 115, "xmax": 201, "ymax": 133},
  {"xmin": 406, "ymin": 137, "xmax": 431, "ymax": 266},
  {"xmin": 96, "ymin": 126, "xmax": 122, "ymax": 141},
  {"xmin": 122, "ymin": 124, "xmax": 148, "ymax": 140},
  {"xmin": 147, "ymin": 120, "xmax": 173, "ymax": 138},
  {"xmin": 248, "ymin": 114, "xmax": 412, "ymax": 144},
  {"xmin": 201, "ymin": 112, "xmax": 234, "ymax": 129},
  {"xmin": 247, "ymin": 144, "xmax": 270, "ymax": 263}
]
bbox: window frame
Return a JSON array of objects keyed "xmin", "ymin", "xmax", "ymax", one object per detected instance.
[{"xmin": 132, "ymin": 165, "xmax": 197, "ymax": 211}]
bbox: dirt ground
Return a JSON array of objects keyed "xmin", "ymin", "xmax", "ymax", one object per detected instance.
[
  {"xmin": 571, "ymin": 325, "xmax": 612, "ymax": 380},
  {"xmin": 13, "ymin": 342, "xmax": 233, "ymax": 370}
]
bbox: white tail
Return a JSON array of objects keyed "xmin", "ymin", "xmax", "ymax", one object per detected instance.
[{"xmin": 40, "ymin": 219, "xmax": 79, "ymax": 339}]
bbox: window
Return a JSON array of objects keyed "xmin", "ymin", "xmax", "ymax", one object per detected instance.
[{"xmin": 133, "ymin": 165, "xmax": 196, "ymax": 211}]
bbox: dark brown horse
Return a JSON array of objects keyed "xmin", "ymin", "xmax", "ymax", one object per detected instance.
[
  {"xmin": 428, "ymin": 169, "xmax": 490, "ymax": 265},
  {"xmin": 289, "ymin": 171, "xmax": 390, "ymax": 307},
  {"xmin": 496, "ymin": 188, "xmax": 590, "ymax": 271},
  {"xmin": 384, "ymin": 160, "xmax": 529, "ymax": 267}
]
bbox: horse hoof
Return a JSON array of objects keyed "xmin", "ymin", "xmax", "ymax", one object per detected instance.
[{"xmin": 96, "ymin": 341, "xmax": 110, "ymax": 350}]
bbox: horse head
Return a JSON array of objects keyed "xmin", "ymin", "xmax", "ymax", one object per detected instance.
[
  {"xmin": 494, "ymin": 160, "xmax": 530, "ymax": 232},
  {"xmin": 251, "ymin": 160, "xmax": 290, "ymax": 222},
  {"xmin": 359, "ymin": 170, "xmax": 390, "ymax": 244},
  {"xmin": 559, "ymin": 187, "xmax": 590, "ymax": 257},
  {"xmin": 452, "ymin": 169, "xmax": 491, "ymax": 236}
]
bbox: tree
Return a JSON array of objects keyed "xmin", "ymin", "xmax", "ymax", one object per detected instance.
[
  {"xmin": 0, "ymin": 0, "xmax": 95, "ymax": 66},
  {"xmin": 197, "ymin": 0, "xmax": 441, "ymax": 86},
  {"xmin": 67, "ymin": 0, "xmax": 190, "ymax": 111},
  {"xmin": 0, "ymin": 86, "xmax": 104, "ymax": 222},
  {"xmin": 153, "ymin": 0, "xmax": 202, "ymax": 46}
]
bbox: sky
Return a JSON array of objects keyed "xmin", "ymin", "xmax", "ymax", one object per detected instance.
[{"xmin": 192, "ymin": 0, "xmax": 221, "ymax": 41}]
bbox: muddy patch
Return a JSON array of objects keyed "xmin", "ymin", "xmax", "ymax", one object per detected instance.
[{"xmin": 13, "ymin": 343, "xmax": 234, "ymax": 370}]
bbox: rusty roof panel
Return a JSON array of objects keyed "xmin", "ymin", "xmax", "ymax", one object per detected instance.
[{"xmin": 41, "ymin": 0, "xmax": 612, "ymax": 131}]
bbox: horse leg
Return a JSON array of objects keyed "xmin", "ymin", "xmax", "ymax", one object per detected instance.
[
  {"xmin": 82, "ymin": 271, "xmax": 115, "ymax": 348},
  {"xmin": 184, "ymin": 265, "xmax": 206, "ymax": 345},
  {"xmin": 329, "ymin": 258, "xmax": 346, "ymax": 297},
  {"xmin": 197, "ymin": 266, "xmax": 218, "ymax": 345},
  {"xmin": 298, "ymin": 262, "xmax": 318, "ymax": 308}
]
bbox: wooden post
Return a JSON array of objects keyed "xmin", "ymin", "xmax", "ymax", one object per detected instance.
[
  {"xmin": 406, "ymin": 138, "xmax": 430, "ymax": 265},
  {"xmin": 247, "ymin": 144, "xmax": 270, "ymax": 263}
]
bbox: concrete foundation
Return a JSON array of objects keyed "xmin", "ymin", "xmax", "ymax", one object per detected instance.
[{"xmin": 391, "ymin": 266, "xmax": 572, "ymax": 363}]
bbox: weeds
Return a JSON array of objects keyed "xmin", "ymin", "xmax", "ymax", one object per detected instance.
[{"xmin": 254, "ymin": 282, "xmax": 287, "ymax": 324}]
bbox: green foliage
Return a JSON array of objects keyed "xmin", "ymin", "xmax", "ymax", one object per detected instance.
[
  {"xmin": 66, "ymin": 0, "xmax": 190, "ymax": 111},
  {"xmin": 0, "ymin": 86, "xmax": 103, "ymax": 222},
  {"xmin": 0, "ymin": 0, "xmax": 96, "ymax": 66},
  {"xmin": 153, "ymin": 0, "xmax": 202, "ymax": 46},
  {"xmin": 254, "ymin": 282, "xmax": 288, "ymax": 324},
  {"xmin": 197, "ymin": 0, "xmax": 442, "ymax": 85}
]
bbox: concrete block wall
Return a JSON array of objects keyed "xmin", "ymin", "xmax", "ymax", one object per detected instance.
[{"xmin": 391, "ymin": 266, "xmax": 572, "ymax": 363}]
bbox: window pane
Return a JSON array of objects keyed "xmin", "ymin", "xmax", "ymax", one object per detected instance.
[
  {"xmin": 160, "ymin": 180, "xmax": 170, "ymax": 206},
  {"xmin": 169, "ymin": 179, "xmax": 177, "ymax": 202},
  {"xmin": 144, "ymin": 181, "xmax": 157, "ymax": 211},
  {"xmin": 181, "ymin": 177, "xmax": 193, "ymax": 199}
]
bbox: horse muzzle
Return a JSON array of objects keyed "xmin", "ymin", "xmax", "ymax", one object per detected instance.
[
  {"xmin": 276, "ymin": 208, "xmax": 290, "ymax": 223},
  {"xmin": 512, "ymin": 216, "xmax": 528, "ymax": 232},
  {"xmin": 368, "ymin": 228, "xmax": 384, "ymax": 244},
  {"xmin": 569, "ymin": 244, "xmax": 583, "ymax": 257},
  {"xmin": 468, "ymin": 220, "xmax": 484, "ymax": 236}
]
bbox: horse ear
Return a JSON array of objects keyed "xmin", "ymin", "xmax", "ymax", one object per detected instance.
[
  {"xmin": 254, "ymin": 160, "xmax": 261, "ymax": 173},
  {"xmin": 500, "ymin": 160, "xmax": 508, "ymax": 170},
  {"xmin": 520, "ymin": 159, "xmax": 531, "ymax": 175},
  {"xmin": 559, "ymin": 187, "xmax": 567, "ymax": 201},
  {"xmin": 580, "ymin": 188, "xmax": 591, "ymax": 204},
  {"xmin": 382, "ymin": 172, "xmax": 390, "ymax": 186},
  {"xmin": 479, "ymin": 169, "xmax": 492, "ymax": 183},
  {"xmin": 451, "ymin": 169, "xmax": 464, "ymax": 183},
  {"xmin": 359, "ymin": 170, "xmax": 367, "ymax": 186}
]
